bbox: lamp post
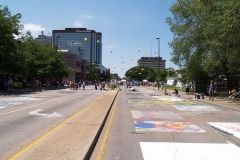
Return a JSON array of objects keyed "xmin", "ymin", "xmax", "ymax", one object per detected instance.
[{"xmin": 156, "ymin": 37, "xmax": 160, "ymax": 90}]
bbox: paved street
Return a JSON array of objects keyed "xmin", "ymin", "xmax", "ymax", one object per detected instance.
[
  {"xmin": 92, "ymin": 86, "xmax": 240, "ymax": 160},
  {"xmin": 0, "ymin": 86, "xmax": 107, "ymax": 160},
  {"xmin": 1, "ymin": 86, "xmax": 240, "ymax": 160}
]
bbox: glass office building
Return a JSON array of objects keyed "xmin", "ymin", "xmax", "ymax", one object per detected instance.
[{"xmin": 52, "ymin": 28, "xmax": 102, "ymax": 79}]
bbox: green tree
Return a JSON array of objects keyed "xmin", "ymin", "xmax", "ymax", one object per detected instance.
[
  {"xmin": 105, "ymin": 69, "xmax": 111, "ymax": 81},
  {"xmin": 125, "ymin": 66, "xmax": 156, "ymax": 81},
  {"xmin": 167, "ymin": 0, "xmax": 208, "ymax": 80},
  {"xmin": 0, "ymin": 5, "xmax": 22, "ymax": 74},
  {"xmin": 202, "ymin": 1, "xmax": 240, "ymax": 87},
  {"xmin": 167, "ymin": 0, "xmax": 240, "ymax": 88},
  {"xmin": 88, "ymin": 64, "xmax": 100, "ymax": 81},
  {"xmin": 19, "ymin": 35, "xmax": 69, "ymax": 81}
]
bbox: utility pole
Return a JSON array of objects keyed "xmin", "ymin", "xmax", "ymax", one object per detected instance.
[{"xmin": 156, "ymin": 38, "xmax": 160, "ymax": 90}]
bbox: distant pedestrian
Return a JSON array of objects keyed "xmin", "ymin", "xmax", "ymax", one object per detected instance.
[
  {"xmin": 82, "ymin": 81, "xmax": 85, "ymax": 90},
  {"xmin": 8, "ymin": 78, "xmax": 13, "ymax": 90},
  {"xmin": 102, "ymin": 82, "xmax": 106, "ymax": 90},
  {"xmin": 160, "ymin": 82, "xmax": 164, "ymax": 90},
  {"xmin": 94, "ymin": 80, "xmax": 98, "ymax": 90},
  {"xmin": 209, "ymin": 80, "xmax": 216, "ymax": 100},
  {"xmin": 186, "ymin": 82, "xmax": 191, "ymax": 94},
  {"xmin": 173, "ymin": 88, "xmax": 179, "ymax": 96}
]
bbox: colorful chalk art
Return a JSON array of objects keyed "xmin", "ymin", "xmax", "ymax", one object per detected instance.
[
  {"xmin": 134, "ymin": 121, "xmax": 206, "ymax": 133},
  {"xmin": 127, "ymin": 99, "xmax": 162, "ymax": 107},
  {"xmin": 173, "ymin": 105, "xmax": 219, "ymax": 112},
  {"xmin": 174, "ymin": 101, "xmax": 196, "ymax": 105},
  {"xmin": 140, "ymin": 142, "xmax": 240, "ymax": 160},
  {"xmin": 208, "ymin": 122, "xmax": 240, "ymax": 139},
  {"xmin": 151, "ymin": 96, "xmax": 184, "ymax": 102},
  {"xmin": 131, "ymin": 110, "xmax": 183, "ymax": 120},
  {"xmin": 0, "ymin": 95, "xmax": 44, "ymax": 109}
]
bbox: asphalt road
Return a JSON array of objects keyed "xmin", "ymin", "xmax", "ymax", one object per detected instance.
[
  {"xmin": 0, "ymin": 86, "xmax": 102, "ymax": 160},
  {"xmin": 92, "ymin": 86, "xmax": 240, "ymax": 160}
]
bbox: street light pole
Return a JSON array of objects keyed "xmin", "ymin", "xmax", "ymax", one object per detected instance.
[{"xmin": 156, "ymin": 37, "xmax": 160, "ymax": 90}]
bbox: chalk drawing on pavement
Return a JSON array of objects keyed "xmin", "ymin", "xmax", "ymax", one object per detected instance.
[
  {"xmin": 134, "ymin": 121, "xmax": 206, "ymax": 133},
  {"xmin": 208, "ymin": 122, "xmax": 240, "ymax": 139},
  {"xmin": 128, "ymin": 99, "xmax": 160, "ymax": 107},
  {"xmin": 131, "ymin": 110, "xmax": 183, "ymax": 120},
  {"xmin": 0, "ymin": 96, "xmax": 43, "ymax": 109},
  {"xmin": 140, "ymin": 142, "xmax": 240, "ymax": 160},
  {"xmin": 151, "ymin": 96, "xmax": 184, "ymax": 102},
  {"xmin": 173, "ymin": 105, "xmax": 219, "ymax": 112},
  {"xmin": 174, "ymin": 101, "xmax": 196, "ymax": 105}
]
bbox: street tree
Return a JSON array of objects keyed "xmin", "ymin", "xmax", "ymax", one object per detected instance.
[
  {"xmin": 88, "ymin": 64, "xmax": 100, "ymax": 81},
  {"xmin": 125, "ymin": 66, "xmax": 156, "ymax": 81},
  {"xmin": 167, "ymin": 0, "xmax": 240, "ymax": 88},
  {"xmin": 0, "ymin": 5, "xmax": 22, "ymax": 74},
  {"xmin": 19, "ymin": 35, "xmax": 69, "ymax": 82}
]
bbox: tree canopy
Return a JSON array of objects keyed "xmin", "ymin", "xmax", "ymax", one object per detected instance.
[
  {"xmin": 0, "ymin": 5, "xmax": 22, "ymax": 74},
  {"xmin": 0, "ymin": 6, "xmax": 69, "ymax": 83},
  {"xmin": 167, "ymin": 0, "xmax": 240, "ymax": 87},
  {"xmin": 125, "ymin": 66, "xmax": 166, "ymax": 82}
]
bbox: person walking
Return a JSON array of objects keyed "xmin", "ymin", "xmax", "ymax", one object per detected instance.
[
  {"xmin": 209, "ymin": 80, "xmax": 216, "ymax": 100},
  {"xmin": 185, "ymin": 82, "xmax": 191, "ymax": 94},
  {"xmin": 82, "ymin": 81, "xmax": 85, "ymax": 90},
  {"xmin": 94, "ymin": 80, "xmax": 98, "ymax": 90}
]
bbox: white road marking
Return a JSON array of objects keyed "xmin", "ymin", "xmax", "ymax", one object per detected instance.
[
  {"xmin": 0, "ymin": 97, "xmax": 64, "ymax": 116},
  {"xmin": 208, "ymin": 122, "xmax": 240, "ymax": 139},
  {"xmin": 140, "ymin": 142, "xmax": 240, "ymax": 160},
  {"xmin": 29, "ymin": 109, "xmax": 62, "ymax": 118}
]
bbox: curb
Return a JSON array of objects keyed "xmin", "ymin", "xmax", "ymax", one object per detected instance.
[{"xmin": 83, "ymin": 89, "xmax": 119, "ymax": 160}]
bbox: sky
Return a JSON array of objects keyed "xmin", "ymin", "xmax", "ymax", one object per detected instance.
[{"xmin": 0, "ymin": 0, "xmax": 176, "ymax": 78}]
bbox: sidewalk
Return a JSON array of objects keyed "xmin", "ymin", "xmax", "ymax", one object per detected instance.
[
  {"xmin": 180, "ymin": 91, "xmax": 240, "ymax": 111},
  {"xmin": 9, "ymin": 89, "xmax": 119, "ymax": 160},
  {"xmin": 148, "ymin": 87, "xmax": 240, "ymax": 111}
]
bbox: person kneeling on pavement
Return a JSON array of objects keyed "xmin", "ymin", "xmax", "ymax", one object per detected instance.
[{"xmin": 229, "ymin": 88, "xmax": 240, "ymax": 98}]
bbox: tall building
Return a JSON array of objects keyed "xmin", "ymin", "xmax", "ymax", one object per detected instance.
[
  {"xmin": 138, "ymin": 57, "xmax": 166, "ymax": 69},
  {"xmin": 52, "ymin": 28, "xmax": 102, "ymax": 79}
]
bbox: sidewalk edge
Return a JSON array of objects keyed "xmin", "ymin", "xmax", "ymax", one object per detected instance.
[{"xmin": 83, "ymin": 89, "xmax": 119, "ymax": 160}]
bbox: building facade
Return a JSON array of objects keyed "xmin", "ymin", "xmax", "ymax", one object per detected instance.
[
  {"xmin": 137, "ymin": 57, "xmax": 166, "ymax": 69},
  {"xmin": 52, "ymin": 28, "xmax": 102, "ymax": 80}
]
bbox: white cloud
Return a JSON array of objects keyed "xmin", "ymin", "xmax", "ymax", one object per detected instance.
[
  {"xmin": 73, "ymin": 15, "xmax": 94, "ymax": 28},
  {"xmin": 74, "ymin": 21, "xmax": 84, "ymax": 27},
  {"xmin": 23, "ymin": 23, "xmax": 46, "ymax": 37},
  {"xmin": 104, "ymin": 45, "xmax": 114, "ymax": 50},
  {"xmin": 79, "ymin": 15, "xmax": 94, "ymax": 20}
]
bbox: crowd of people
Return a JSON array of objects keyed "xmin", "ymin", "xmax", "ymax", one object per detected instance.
[
  {"xmin": 0, "ymin": 75, "xmax": 110, "ymax": 92},
  {"xmin": 67, "ymin": 80, "xmax": 108, "ymax": 91}
]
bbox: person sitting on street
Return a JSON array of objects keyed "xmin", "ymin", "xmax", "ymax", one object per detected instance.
[
  {"xmin": 235, "ymin": 89, "xmax": 240, "ymax": 98},
  {"xmin": 164, "ymin": 88, "xmax": 171, "ymax": 96},
  {"xmin": 229, "ymin": 88, "xmax": 240, "ymax": 98},
  {"xmin": 164, "ymin": 88, "xmax": 170, "ymax": 95}
]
